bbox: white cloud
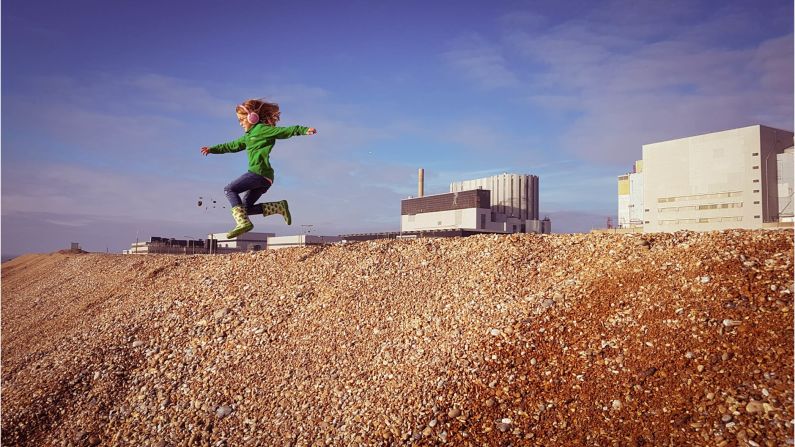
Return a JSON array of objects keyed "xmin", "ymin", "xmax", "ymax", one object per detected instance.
[
  {"xmin": 446, "ymin": 4, "xmax": 793, "ymax": 165},
  {"xmin": 443, "ymin": 34, "xmax": 521, "ymax": 89}
]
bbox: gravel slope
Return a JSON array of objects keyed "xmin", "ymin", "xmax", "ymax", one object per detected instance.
[{"xmin": 2, "ymin": 230, "xmax": 793, "ymax": 446}]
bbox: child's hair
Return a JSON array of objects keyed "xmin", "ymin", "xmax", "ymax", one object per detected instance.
[{"xmin": 237, "ymin": 99, "xmax": 281, "ymax": 126}]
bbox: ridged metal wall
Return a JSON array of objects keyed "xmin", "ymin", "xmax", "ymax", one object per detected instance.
[{"xmin": 449, "ymin": 173, "xmax": 539, "ymax": 220}]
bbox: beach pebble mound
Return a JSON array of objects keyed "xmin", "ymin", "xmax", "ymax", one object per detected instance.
[{"xmin": 2, "ymin": 229, "xmax": 792, "ymax": 446}]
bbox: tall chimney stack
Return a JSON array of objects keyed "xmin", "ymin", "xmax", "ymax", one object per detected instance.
[{"xmin": 418, "ymin": 168, "xmax": 424, "ymax": 198}]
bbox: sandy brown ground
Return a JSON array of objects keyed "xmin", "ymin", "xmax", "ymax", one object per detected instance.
[{"xmin": 1, "ymin": 230, "xmax": 793, "ymax": 446}]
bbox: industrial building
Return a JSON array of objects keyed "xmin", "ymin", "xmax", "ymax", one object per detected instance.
[
  {"xmin": 617, "ymin": 125, "xmax": 793, "ymax": 232},
  {"xmin": 401, "ymin": 171, "xmax": 551, "ymax": 234}
]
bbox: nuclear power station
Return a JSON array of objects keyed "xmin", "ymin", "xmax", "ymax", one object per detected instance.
[{"xmin": 401, "ymin": 170, "xmax": 550, "ymax": 234}]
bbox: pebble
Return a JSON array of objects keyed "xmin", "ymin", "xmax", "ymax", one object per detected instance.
[
  {"xmin": 722, "ymin": 319, "xmax": 741, "ymax": 327},
  {"xmin": 216, "ymin": 405, "xmax": 233, "ymax": 418},
  {"xmin": 641, "ymin": 367, "xmax": 657, "ymax": 377},
  {"xmin": 131, "ymin": 340, "xmax": 144, "ymax": 348},
  {"xmin": 214, "ymin": 308, "xmax": 228, "ymax": 320},
  {"xmin": 448, "ymin": 408, "xmax": 461, "ymax": 418},
  {"xmin": 745, "ymin": 401, "xmax": 764, "ymax": 414}
]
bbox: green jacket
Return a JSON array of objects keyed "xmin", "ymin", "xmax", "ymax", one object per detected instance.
[{"xmin": 209, "ymin": 123, "xmax": 309, "ymax": 180}]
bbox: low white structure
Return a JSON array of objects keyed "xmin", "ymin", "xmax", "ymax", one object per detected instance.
[
  {"xmin": 208, "ymin": 232, "xmax": 273, "ymax": 251},
  {"xmin": 266, "ymin": 235, "xmax": 342, "ymax": 250}
]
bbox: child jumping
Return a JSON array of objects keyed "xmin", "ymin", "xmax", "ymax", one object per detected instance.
[{"xmin": 201, "ymin": 99, "xmax": 316, "ymax": 238}]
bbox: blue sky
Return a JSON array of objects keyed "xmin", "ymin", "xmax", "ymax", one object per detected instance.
[{"xmin": 2, "ymin": 0, "xmax": 792, "ymax": 255}]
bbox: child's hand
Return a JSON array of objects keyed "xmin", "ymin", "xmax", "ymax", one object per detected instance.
[
  {"xmin": 306, "ymin": 128, "xmax": 317, "ymax": 135},
  {"xmin": 201, "ymin": 147, "xmax": 210, "ymax": 156}
]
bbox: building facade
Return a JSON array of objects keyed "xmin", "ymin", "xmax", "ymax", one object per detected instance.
[
  {"xmin": 777, "ymin": 147, "xmax": 794, "ymax": 222},
  {"xmin": 618, "ymin": 160, "xmax": 644, "ymax": 229},
  {"xmin": 619, "ymin": 125, "xmax": 793, "ymax": 233}
]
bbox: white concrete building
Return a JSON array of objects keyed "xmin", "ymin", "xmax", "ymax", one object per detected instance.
[
  {"xmin": 401, "ymin": 173, "xmax": 550, "ymax": 234},
  {"xmin": 266, "ymin": 235, "xmax": 342, "ymax": 250},
  {"xmin": 634, "ymin": 125, "xmax": 792, "ymax": 232}
]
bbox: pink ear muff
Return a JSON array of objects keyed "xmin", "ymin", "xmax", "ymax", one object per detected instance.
[{"xmin": 240, "ymin": 104, "xmax": 260, "ymax": 124}]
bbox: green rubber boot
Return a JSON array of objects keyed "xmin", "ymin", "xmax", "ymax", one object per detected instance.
[
  {"xmin": 261, "ymin": 200, "xmax": 292, "ymax": 225},
  {"xmin": 226, "ymin": 206, "xmax": 253, "ymax": 239}
]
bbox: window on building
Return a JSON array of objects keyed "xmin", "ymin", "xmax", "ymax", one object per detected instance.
[
  {"xmin": 480, "ymin": 214, "xmax": 486, "ymax": 229},
  {"xmin": 752, "ymin": 152, "xmax": 759, "ymax": 156},
  {"xmin": 754, "ymin": 215, "xmax": 760, "ymax": 218},
  {"xmin": 753, "ymin": 201, "xmax": 760, "ymax": 204},
  {"xmin": 752, "ymin": 166, "xmax": 759, "ymax": 169},
  {"xmin": 753, "ymin": 190, "xmax": 759, "ymax": 193},
  {"xmin": 512, "ymin": 225, "xmax": 517, "ymax": 233},
  {"xmin": 753, "ymin": 179, "xmax": 759, "ymax": 183}
]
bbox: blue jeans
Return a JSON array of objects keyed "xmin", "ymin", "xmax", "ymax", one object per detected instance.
[{"xmin": 224, "ymin": 172, "xmax": 272, "ymax": 215}]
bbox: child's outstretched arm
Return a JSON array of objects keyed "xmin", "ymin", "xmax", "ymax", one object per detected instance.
[
  {"xmin": 259, "ymin": 126, "xmax": 317, "ymax": 139},
  {"xmin": 200, "ymin": 136, "xmax": 247, "ymax": 156}
]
